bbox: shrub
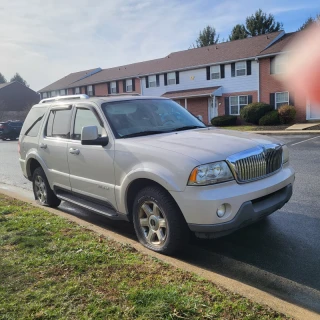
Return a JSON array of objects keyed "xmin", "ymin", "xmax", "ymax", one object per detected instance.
[
  {"xmin": 278, "ymin": 105, "xmax": 296, "ymax": 124},
  {"xmin": 259, "ymin": 111, "xmax": 281, "ymax": 126},
  {"xmin": 211, "ymin": 115, "xmax": 237, "ymax": 126},
  {"xmin": 240, "ymin": 102, "xmax": 273, "ymax": 125}
]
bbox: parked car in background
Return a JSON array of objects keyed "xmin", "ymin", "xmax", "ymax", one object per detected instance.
[
  {"xmin": 19, "ymin": 95, "xmax": 295, "ymax": 255},
  {"xmin": 0, "ymin": 120, "xmax": 23, "ymax": 140}
]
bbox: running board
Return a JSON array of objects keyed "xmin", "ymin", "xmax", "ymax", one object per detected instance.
[{"xmin": 56, "ymin": 190, "xmax": 129, "ymax": 221}]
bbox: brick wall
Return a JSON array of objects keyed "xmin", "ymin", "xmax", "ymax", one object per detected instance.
[
  {"xmin": 95, "ymin": 83, "xmax": 108, "ymax": 96},
  {"xmin": 218, "ymin": 91, "xmax": 258, "ymax": 116},
  {"xmin": 68, "ymin": 89, "xmax": 73, "ymax": 95},
  {"xmin": 259, "ymin": 57, "xmax": 306, "ymax": 122},
  {"xmin": 186, "ymin": 97, "xmax": 209, "ymax": 124}
]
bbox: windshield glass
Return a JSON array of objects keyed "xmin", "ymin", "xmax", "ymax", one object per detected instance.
[{"xmin": 101, "ymin": 99, "xmax": 206, "ymax": 138}]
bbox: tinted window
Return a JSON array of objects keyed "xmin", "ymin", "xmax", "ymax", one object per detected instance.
[
  {"xmin": 72, "ymin": 108, "xmax": 103, "ymax": 140},
  {"xmin": 21, "ymin": 107, "xmax": 46, "ymax": 137},
  {"xmin": 46, "ymin": 109, "xmax": 72, "ymax": 139}
]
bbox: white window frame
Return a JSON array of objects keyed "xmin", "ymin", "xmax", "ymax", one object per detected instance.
[
  {"xmin": 229, "ymin": 95, "xmax": 248, "ymax": 115},
  {"xmin": 210, "ymin": 65, "xmax": 220, "ymax": 79},
  {"xmin": 167, "ymin": 72, "xmax": 176, "ymax": 85},
  {"xmin": 148, "ymin": 75, "xmax": 156, "ymax": 88},
  {"xmin": 275, "ymin": 92, "xmax": 289, "ymax": 109},
  {"xmin": 111, "ymin": 81, "xmax": 117, "ymax": 94},
  {"xmin": 75, "ymin": 87, "xmax": 80, "ymax": 94},
  {"xmin": 235, "ymin": 61, "xmax": 246, "ymax": 77},
  {"xmin": 126, "ymin": 79, "xmax": 133, "ymax": 92},
  {"xmin": 42, "ymin": 92, "xmax": 47, "ymax": 98},
  {"xmin": 87, "ymin": 85, "xmax": 93, "ymax": 96},
  {"xmin": 59, "ymin": 89, "xmax": 66, "ymax": 96},
  {"xmin": 274, "ymin": 55, "xmax": 287, "ymax": 74},
  {"xmin": 51, "ymin": 91, "xmax": 56, "ymax": 97}
]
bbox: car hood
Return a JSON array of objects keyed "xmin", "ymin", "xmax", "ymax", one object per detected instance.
[{"xmin": 135, "ymin": 128, "xmax": 283, "ymax": 163}]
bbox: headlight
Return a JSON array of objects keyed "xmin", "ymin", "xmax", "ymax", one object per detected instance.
[
  {"xmin": 188, "ymin": 161, "xmax": 234, "ymax": 186},
  {"xmin": 282, "ymin": 145, "xmax": 289, "ymax": 164}
]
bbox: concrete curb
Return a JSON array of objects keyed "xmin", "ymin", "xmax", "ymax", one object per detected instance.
[
  {"xmin": 246, "ymin": 130, "xmax": 320, "ymax": 135},
  {"xmin": 0, "ymin": 188, "xmax": 319, "ymax": 320}
]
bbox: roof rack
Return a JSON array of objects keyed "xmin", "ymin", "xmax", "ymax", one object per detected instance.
[{"xmin": 39, "ymin": 94, "xmax": 89, "ymax": 104}]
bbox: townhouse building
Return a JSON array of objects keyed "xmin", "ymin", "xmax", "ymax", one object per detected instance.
[{"xmin": 39, "ymin": 30, "xmax": 316, "ymax": 124}]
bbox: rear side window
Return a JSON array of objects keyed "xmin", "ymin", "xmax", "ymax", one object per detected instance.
[
  {"xmin": 21, "ymin": 107, "xmax": 46, "ymax": 137},
  {"xmin": 45, "ymin": 109, "xmax": 72, "ymax": 139}
]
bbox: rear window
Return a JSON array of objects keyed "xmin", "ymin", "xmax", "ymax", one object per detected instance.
[{"xmin": 21, "ymin": 107, "xmax": 47, "ymax": 137}]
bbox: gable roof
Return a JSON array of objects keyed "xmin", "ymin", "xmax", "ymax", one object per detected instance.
[
  {"xmin": 39, "ymin": 31, "xmax": 284, "ymax": 93},
  {"xmin": 39, "ymin": 67, "xmax": 102, "ymax": 92},
  {"xmin": 0, "ymin": 82, "xmax": 13, "ymax": 90}
]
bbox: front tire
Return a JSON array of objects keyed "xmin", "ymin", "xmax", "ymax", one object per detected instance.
[
  {"xmin": 32, "ymin": 167, "xmax": 61, "ymax": 207},
  {"xmin": 132, "ymin": 186, "xmax": 189, "ymax": 255}
]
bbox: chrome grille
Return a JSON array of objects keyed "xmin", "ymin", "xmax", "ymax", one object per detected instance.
[{"xmin": 226, "ymin": 144, "xmax": 283, "ymax": 183}]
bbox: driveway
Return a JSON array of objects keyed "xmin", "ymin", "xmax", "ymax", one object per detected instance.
[{"xmin": 1, "ymin": 135, "xmax": 320, "ymax": 314}]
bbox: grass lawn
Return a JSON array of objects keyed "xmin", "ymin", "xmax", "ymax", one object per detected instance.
[
  {"xmin": 0, "ymin": 194, "xmax": 290, "ymax": 320},
  {"xmin": 220, "ymin": 126, "xmax": 257, "ymax": 131},
  {"xmin": 219, "ymin": 125, "xmax": 289, "ymax": 131}
]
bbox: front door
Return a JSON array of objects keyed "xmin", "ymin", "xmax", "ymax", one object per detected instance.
[
  {"xmin": 208, "ymin": 97, "xmax": 217, "ymax": 122},
  {"xmin": 308, "ymin": 101, "xmax": 320, "ymax": 120},
  {"xmin": 67, "ymin": 105, "xmax": 117, "ymax": 207}
]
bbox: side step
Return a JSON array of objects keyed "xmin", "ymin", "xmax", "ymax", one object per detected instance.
[{"xmin": 55, "ymin": 190, "xmax": 129, "ymax": 221}]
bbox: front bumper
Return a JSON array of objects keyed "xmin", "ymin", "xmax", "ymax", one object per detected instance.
[{"xmin": 188, "ymin": 183, "xmax": 292, "ymax": 238}]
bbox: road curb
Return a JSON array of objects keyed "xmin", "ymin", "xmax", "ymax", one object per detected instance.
[{"xmin": 0, "ymin": 188, "xmax": 319, "ymax": 320}]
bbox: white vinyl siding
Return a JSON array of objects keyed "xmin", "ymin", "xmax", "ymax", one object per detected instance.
[
  {"xmin": 230, "ymin": 95, "xmax": 248, "ymax": 115},
  {"xmin": 236, "ymin": 61, "xmax": 246, "ymax": 76},
  {"xmin": 167, "ymin": 72, "xmax": 176, "ymax": 85},
  {"xmin": 126, "ymin": 79, "xmax": 133, "ymax": 92},
  {"xmin": 87, "ymin": 85, "xmax": 93, "ymax": 96},
  {"xmin": 149, "ymin": 75, "xmax": 157, "ymax": 87},
  {"xmin": 111, "ymin": 82, "xmax": 117, "ymax": 94},
  {"xmin": 75, "ymin": 87, "xmax": 80, "ymax": 94},
  {"xmin": 275, "ymin": 92, "xmax": 289, "ymax": 109},
  {"xmin": 210, "ymin": 65, "xmax": 220, "ymax": 79}
]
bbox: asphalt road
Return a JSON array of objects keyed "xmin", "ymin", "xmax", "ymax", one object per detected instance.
[{"xmin": 1, "ymin": 135, "xmax": 320, "ymax": 314}]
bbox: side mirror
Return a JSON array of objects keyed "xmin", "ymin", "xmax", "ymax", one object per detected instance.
[{"xmin": 81, "ymin": 126, "xmax": 108, "ymax": 146}]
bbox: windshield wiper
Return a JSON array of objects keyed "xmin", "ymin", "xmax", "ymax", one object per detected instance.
[
  {"xmin": 168, "ymin": 125, "xmax": 205, "ymax": 132},
  {"xmin": 121, "ymin": 130, "xmax": 166, "ymax": 138}
]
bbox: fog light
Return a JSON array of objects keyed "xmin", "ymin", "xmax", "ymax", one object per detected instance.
[{"xmin": 217, "ymin": 204, "xmax": 226, "ymax": 218}]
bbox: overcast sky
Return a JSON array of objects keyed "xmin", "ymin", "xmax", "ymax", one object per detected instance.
[{"xmin": 0, "ymin": 0, "xmax": 319, "ymax": 91}]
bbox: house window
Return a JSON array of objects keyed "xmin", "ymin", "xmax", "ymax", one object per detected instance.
[
  {"xmin": 42, "ymin": 92, "xmax": 47, "ymax": 98},
  {"xmin": 210, "ymin": 65, "xmax": 220, "ymax": 79},
  {"xmin": 230, "ymin": 95, "xmax": 248, "ymax": 115},
  {"xmin": 275, "ymin": 92, "xmax": 289, "ymax": 109},
  {"xmin": 111, "ymin": 82, "xmax": 117, "ymax": 94},
  {"xmin": 167, "ymin": 72, "xmax": 176, "ymax": 85},
  {"xmin": 271, "ymin": 55, "xmax": 287, "ymax": 74},
  {"xmin": 75, "ymin": 87, "xmax": 80, "ymax": 94},
  {"xmin": 60, "ymin": 89, "xmax": 66, "ymax": 96},
  {"xmin": 126, "ymin": 79, "xmax": 133, "ymax": 92},
  {"xmin": 236, "ymin": 61, "xmax": 246, "ymax": 76},
  {"xmin": 87, "ymin": 85, "xmax": 93, "ymax": 96},
  {"xmin": 51, "ymin": 91, "xmax": 56, "ymax": 97},
  {"xmin": 149, "ymin": 75, "xmax": 156, "ymax": 87}
]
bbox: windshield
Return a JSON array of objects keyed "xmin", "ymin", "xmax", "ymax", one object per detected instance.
[{"xmin": 101, "ymin": 99, "xmax": 206, "ymax": 138}]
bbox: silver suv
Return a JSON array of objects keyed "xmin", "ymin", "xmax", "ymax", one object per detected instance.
[{"xmin": 19, "ymin": 94, "xmax": 295, "ymax": 254}]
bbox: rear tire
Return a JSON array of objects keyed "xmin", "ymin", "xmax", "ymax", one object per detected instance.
[
  {"xmin": 132, "ymin": 186, "xmax": 189, "ymax": 255},
  {"xmin": 32, "ymin": 167, "xmax": 61, "ymax": 207}
]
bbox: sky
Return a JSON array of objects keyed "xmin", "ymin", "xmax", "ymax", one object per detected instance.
[{"xmin": 0, "ymin": 0, "xmax": 319, "ymax": 91}]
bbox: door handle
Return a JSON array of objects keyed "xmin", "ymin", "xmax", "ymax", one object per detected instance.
[
  {"xmin": 40, "ymin": 143, "xmax": 47, "ymax": 149},
  {"xmin": 69, "ymin": 148, "xmax": 80, "ymax": 155}
]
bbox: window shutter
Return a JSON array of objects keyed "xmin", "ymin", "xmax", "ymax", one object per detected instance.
[
  {"xmin": 270, "ymin": 57, "xmax": 275, "ymax": 74},
  {"xmin": 92, "ymin": 85, "xmax": 95, "ymax": 96},
  {"xmin": 84, "ymin": 86, "xmax": 87, "ymax": 95},
  {"xmin": 175, "ymin": 71, "xmax": 179, "ymax": 84},
  {"xmin": 220, "ymin": 64, "xmax": 225, "ymax": 78},
  {"xmin": 72, "ymin": 88, "xmax": 75, "ymax": 95},
  {"xmin": 145, "ymin": 76, "xmax": 149, "ymax": 88},
  {"xmin": 164, "ymin": 73, "xmax": 167, "ymax": 86},
  {"xmin": 107, "ymin": 82, "xmax": 111, "ymax": 94},
  {"xmin": 270, "ymin": 93, "xmax": 276, "ymax": 109},
  {"xmin": 132, "ymin": 78, "xmax": 135, "ymax": 91},
  {"xmin": 116, "ymin": 81, "xmax": 119, "ymax": 94},
  {"xmin": 123, "ymin": 80, "xmax": 126, "ymax": 93},
  {"xmin": 206, "ymin": 67, "xmax": 210, "ymax": 80},
  {"xmin": 231, "ymin": 63, "xmax": 235, "ymax": 77},
  {"xmin": 224, "ymin": 97, "xmax": 230, "ymax": 115},
  {"xmin": 289, "ymin": 92, "xmax": 294, "ymax": 106},
  {"xmin": 156, "ymin": 75, "xmax": 160, "ymax": 87},
  {"xmin": 248, "ymin": 95, "xmax": 253, "ymax": 104},
  {"xmin": 246, "ymin": 61, "xmax": 252, "ymax": 75}
]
